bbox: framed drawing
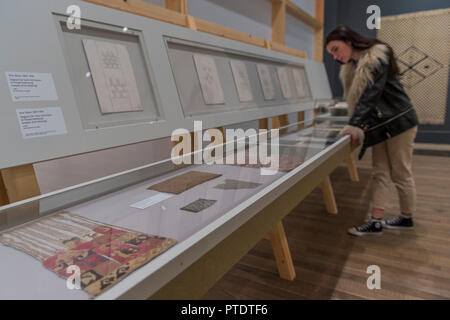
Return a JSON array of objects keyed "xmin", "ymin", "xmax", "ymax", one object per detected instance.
[
  {"xmin": 82, "ymin": 39, "xmax": 143, "ymax": 114},
  {"xmin": 256, "ymin": 64, "xmax": 275, "ymax": 100},
  {"xmin": 230, "ymin": 60, "xmax": 253, "ymax": 102},
  {"xmin": 193, "ymin": 54, "xmax": 225, "ymax": 105}
]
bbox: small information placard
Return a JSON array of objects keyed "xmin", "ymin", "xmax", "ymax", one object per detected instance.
[
  {"xmin": 130, "ymin": 193, "xmax": 174, "ymax": 209},
  {"xmin": 16, "ymin": 107, "xmax": 68, "ymax": 139},
  {"xmin": 5, "ymin": 72, "xmax": 58, "ymax": 102}
]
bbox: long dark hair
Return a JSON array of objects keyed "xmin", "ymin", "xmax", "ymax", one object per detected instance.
[{"xmin": 326, "ymin": 25, "xmax": 399, "ymax": 77}]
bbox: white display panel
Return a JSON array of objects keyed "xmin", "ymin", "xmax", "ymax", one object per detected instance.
[{"xmin": 0, "ymin": 0, "xmax": 332, "ymax": 170}]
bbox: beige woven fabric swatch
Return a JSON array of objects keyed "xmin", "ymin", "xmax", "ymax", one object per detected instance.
[
  {"xmin": 214, "ymin": 179, "xmax": 262, "ymax": 190},
  {"xmin": 148, "ymin": 171, "xmax": 222, "ymax": 194}
]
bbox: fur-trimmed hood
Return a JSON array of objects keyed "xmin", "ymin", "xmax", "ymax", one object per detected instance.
[{"xmin": 339, "ymin": 44, "xmax": 390, "ymax": 117}]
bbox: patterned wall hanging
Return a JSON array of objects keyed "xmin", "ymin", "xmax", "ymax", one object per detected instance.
[{"xmin": 377, "ymin": 8, "xmax": 450, "ymax": 125}]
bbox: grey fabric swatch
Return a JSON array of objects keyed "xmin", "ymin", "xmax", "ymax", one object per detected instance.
[
  {"xmin": 181, "ymin": 198, "xmax": 217, "ymax": 213},
  {"xmin": 214, "ymin": 179, "xmax": 262, "ymax": 190}
]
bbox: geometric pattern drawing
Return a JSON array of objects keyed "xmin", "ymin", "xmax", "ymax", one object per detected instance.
[
  {"xmin": 82, "ymin": 39, "xmax": 143, "ymax": 114},
  {"xmin": 378, "ymin": 9, "xmax": 450, "ymax": 125},
  {"xmin": 291, "ymin": 67, "xmax": 311, "ymax": 99},
  {"xmin": 230, "ymin": 60, "xmax": 253, "ymax": 102},
  {"xmin": 256, "ymin": 64, "xmax": 276, "ymax": 100},
  {"xmin": 193, "ymin": 54, "xmax": 225, "ymax": 105},
  {"xmin": 276, "ymin": 66, "xmax": 293, "ymax": 99},
  {"xmin": 0, "ymin": 211, "xmax": 177, "ymax": 298}
]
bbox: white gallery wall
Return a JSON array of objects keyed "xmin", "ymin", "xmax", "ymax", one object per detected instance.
[{"xmin": 34, "ymin": 0, "xmax": 317, "ymax": 193}]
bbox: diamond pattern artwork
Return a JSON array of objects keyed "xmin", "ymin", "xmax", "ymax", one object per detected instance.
[
  {"xmin": 397, "ymin": 46, "xmax": 427, "ymax": 66},
  {"xmin": 400, "ymin": 69, "xmax": 426, "ymax": 88},
  {"xmin": 414, "ymin": 57, "xmax": 443, "ymax": 77},
  {"xmin": 397, "ymin": 61, "xmax": 410, "ymax": 74},
  {"xmin": 378, "ymin": 9, "xmax": 449, "ymax": 124},
  {"xmin": 396, "ymin": 46, "xmax": 443, "ymax": 88}
]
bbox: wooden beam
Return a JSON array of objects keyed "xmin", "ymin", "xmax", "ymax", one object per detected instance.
[
  {"xmin": 315, "ymin": 0, "xmax": 324, "ymax": 23},
  {"xmin": 0, "ymin": 175, "xmax": 9, "ymax": 206},
  {"xmin": 83, "ymin": 0, "xmax": 188, "ymax": 27},
  {"xmin": 0, "ymin": 165, "xmax": 41, "ymax": 204},
  {"xmin": 271, "ymin": 0, "xmax": 286, "ymax": 44},
  {"xmin": 186, "ymin": 15, "xmax": 197, "ymax": 30},
  {"xmin": 297, "ymin": 110, "xmax": 305, "ymax": 129},
  {"xmin": 286, "ymin": 0, "xmax": 322, "ymax": 30},
  {"xmin": 164, "ymin": 0, "xmax": 187, "ymax": 14},
  {"xmin": 270, "ymin": 41, "xmax": 307, "ymax": 59},
  {"xmin": 314, "ymin": 0, "xmax": 324, "ymax": 62},
  {"xmin": 259, "ymin": 118, "xmax": 269, "ymax": 130},
  {"xmin": 195, "ymin": 18, "xmax": 266, "ymax": 48}
]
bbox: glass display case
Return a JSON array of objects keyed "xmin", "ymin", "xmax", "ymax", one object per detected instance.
[{"xmin": 0, "ymin": 118, "xmax": 349, "ymax": 299}]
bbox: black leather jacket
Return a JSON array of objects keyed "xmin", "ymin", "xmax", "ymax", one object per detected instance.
[{"xmin": 348, "ymin": 59, "xmax": 419, "ymax": 159}]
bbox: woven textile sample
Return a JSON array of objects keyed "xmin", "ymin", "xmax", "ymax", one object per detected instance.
[
  {"xmin": 223, "ymin": 151, "xmax": 304, "ymax": 172},
  {"xmin": 148, "ymin": 171, "xmax": 222, "ymax": 195},
  {"xmin": 180, "ymin": 199, "xmax": 217, "ymax": 213},
  {"xmin": 0, "ymin": 211, "xmax": 177, "ymax": 298},
  {"xmin": 214, "ymin": 179, "xmax": 262, "ymax": 190},
  {"xmin": 377, "ymin": 9, "xmax": 450, "ymax": 124}
]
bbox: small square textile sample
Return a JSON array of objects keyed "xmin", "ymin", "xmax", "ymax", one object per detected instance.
[{"xmin": 180, "ymin": 199, "xmax": 217, "ymax": 213}]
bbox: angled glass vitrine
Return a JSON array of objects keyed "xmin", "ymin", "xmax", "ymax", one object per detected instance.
[{"xmin": 0, "ymin": 118, "xmax": 349, "ymax": 299}]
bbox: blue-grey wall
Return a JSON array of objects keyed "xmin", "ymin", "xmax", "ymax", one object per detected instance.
[{"xmin": 324, "ymin": 0, "xmax": 450, "ymax": 143}]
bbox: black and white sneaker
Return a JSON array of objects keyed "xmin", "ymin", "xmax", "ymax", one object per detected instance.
[
  {"xmin": 382, "ymin": 215, "xmax": 414, "ymax": 230},
  {"xmin": 348, "ymin": 219, "xmax": 383, "ymax": 236}
]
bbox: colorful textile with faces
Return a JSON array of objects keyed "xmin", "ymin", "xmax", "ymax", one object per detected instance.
[
  {"xmin": 0, "ymin": 211, "xmax": 177, "ymax": 298},
  {"xmin": 43, "ymin": 227, "xmax": 176, "ymax": 297}
]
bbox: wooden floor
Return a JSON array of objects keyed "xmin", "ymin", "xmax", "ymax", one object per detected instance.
[{"xmin": 203, "ymin": 150, "xmax": 450, "ymax": 300}]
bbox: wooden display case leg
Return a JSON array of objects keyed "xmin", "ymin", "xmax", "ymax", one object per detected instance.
[
  {"xmin": 0, "ymin": 174, "xmax": 9, "ymax": 206},
  {"xmin": 320, "ymin": 175, "xmax": 338, "ymax": 214},
  {"xmin": 297, "ymin": 111, "xmax": 305, "ymax": 129},
  {"xmin": 267, "ymin": 221, "xmax": 296, "ymax": 280},
  {"xmin": 0, "ymin": 164, "xmax": 41, "ymax": 204},
  {"xmin": 259, "ymin": 118, "xmax": 269, "ymax": 130},
  {"xmin": 272, "ymin": 115, "xmax": 289, "ymax": 135},
  {"xmin": 346, "ymin": 153, "xmax": 359, "ymax": 182}
]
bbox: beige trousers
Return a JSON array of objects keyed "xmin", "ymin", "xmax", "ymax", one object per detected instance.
[{"xmin": 371, "ymin": 126, "xmax": 418, "ymax": 215}]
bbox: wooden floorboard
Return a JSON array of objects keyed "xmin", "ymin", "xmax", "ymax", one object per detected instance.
[{"xmin": 203, "ymin": 151, "xmax": 450, "ymax": 300}]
